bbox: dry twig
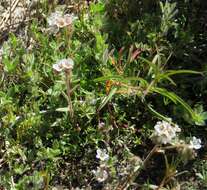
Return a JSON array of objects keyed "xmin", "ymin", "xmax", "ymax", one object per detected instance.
[{"xmin": 0, "ymin": 0, "xmax": 20, "ymax": 30}]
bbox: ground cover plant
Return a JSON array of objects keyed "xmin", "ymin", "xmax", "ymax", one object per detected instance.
[{"xmin": 0, "ymin": 0, "xmax": 207, "ymax": 189}]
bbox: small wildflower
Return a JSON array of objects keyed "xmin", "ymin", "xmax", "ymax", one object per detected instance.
[
  {"xmin": 53, "ymin": 63, "xmax": 63, "ymax": 73},
  {"xmin": 47, "ymin": 11, "xmax": 76, "ymax": 30},
  {"xmin": 151, "ymin": 120, "xmax": 181, "ymax": 144},
  {"xmin": 53, "ymin": 58, "xmax": 74, "ymax": 73},
  {"xmin": 92, "ymin": 167, "xmax": 108, "ymax": 182},
  {"xmin": 64, "ymin": 14, "xmax": 73, "ymax": 26},
  {"xmin": 96, "ymin": 148, "xmax": 109, "ymax": 162},
  {"xmin": 56, "ymin": 17, "xmax": 66, "ymax": 28},
  {"xmin": 60, "ymin": 58, "xmax": 74, "ymax": 70},
  {"xmin": 189, "ymin": 136, "xmax": 202, "ymax": 150},
  {"xmin": 47, "ymin": 11, "xmax": 62, "ymax": 27},
  {"xmin": 173, "ymin": 124, "xmax": 181, "ymax": 133}
]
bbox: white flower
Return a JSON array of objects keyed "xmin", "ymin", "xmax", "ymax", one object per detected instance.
[
  {"xmin": 47, "ymin": 11, "xmax": 62, "ymax": 34},
  {"xmin": 189, "ymin": 136, "xmax": 202, "ymax": 150},
  {"xmin": 151, "ymin": 120, "xmax": 181, "ymax": 144},
  {"xmin": 173, "ymin": 124, "xmax": 181, "ymax": 132},
  {"xmin": 60, "ymin": 58, "xmax": 74, "ymax": 70},
  {"xmin": 92, "ymin": 167, "xmax": 108, "ymax": 182},
  {"xmin": 52, "ymin": 63, "xmax": 63, "ymax": 73},
  {"xmin": 47, "ymin": 11, "xmax": 62, "ymax": 27},
  {"xmin": 47, "ymin": 11, "xmax": 76, "ymax": 29},
  {"xmin": 96, "ymin": 148, "xmax": 109, "ymax": 162},
  {"xmin": 56, "ymin": 17, "xmax": 67, "ymax": 28},
  {"xmin": 63, "ymin": 14, "xmax": 73, "ymax": 26},
  {"xmin": 53, "ymin": 58, "xmax": 74, "ymax": 73}
]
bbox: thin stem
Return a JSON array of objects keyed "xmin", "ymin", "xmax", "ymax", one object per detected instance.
[
  {"xmin": 156, "ymin": 175, "xmax": 167, "ymax": 190},
  {"xmin": 115, "ymin": 144, "xmax": 159, "ymax": 189},
  {"xmin": 143, "ymin": 144, "xmax": 159, "ymax": 169},
  {"xmin": 65, "ymin": 71, "xmax": 74, "ymax": 119},
  {"xmin": 162, "ymin": 144, "xmax": 186, "ymax": 150}
]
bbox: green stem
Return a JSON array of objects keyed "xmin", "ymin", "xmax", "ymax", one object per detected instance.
[{"xmin": 65, "ymin": 71, "xmax": 74, "ymax": 119}]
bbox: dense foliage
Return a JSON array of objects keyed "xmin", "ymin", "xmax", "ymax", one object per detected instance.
[{"xmin": 0, "ymin": 0, "xmax": 206, "ymax": 189}]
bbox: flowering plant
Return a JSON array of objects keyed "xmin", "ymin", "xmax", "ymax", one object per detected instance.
[
  {"xmin": 96, "ymin": 148, "xmax": 109, "ymax": 162},
  {"xmin": 151, "ymin": 120, "xmax": 181, "ymax": 144},
  {"xmin": 47, "ymin": 11, "xmax": 77, "ymax": 33},
  {"xmin": 53, "ymin": 58, "xmax": 74, "ymax": 73}
]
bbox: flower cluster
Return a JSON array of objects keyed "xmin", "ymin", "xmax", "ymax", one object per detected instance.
[
  {"xmin": 92, "ymin": 148, "xmax": 110, "ymax": 182},
  {"xmin": 53, "ymin": 58, "xmax": 74, "ymax": 73},
  {"xmin": 151, "ymin": 120, "xmax": 202, "ymax": 163},
  {"xmin": 151, "ymin": 120, "xmax": 181, "ymax": 144},
  {"xmin": 47, "ymin": 11, "xmax": 76, "ymax": 33}
]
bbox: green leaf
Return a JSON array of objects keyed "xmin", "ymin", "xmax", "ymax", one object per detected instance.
[
  {"xmin": 147, "ymin": 103, "xmax": 171, "ymax": 122},
  {"xmin": 56, "ymin": 107, "xmax": 68, "ymax": 112},
  {"xmin": 139, "ymin": 57, "xmax": 158, "ymax": 74},
  {"xmin": 90, "ymin": 2, "xmax": 105, "ymax": 14},
  {"xmin": 157, "ymin": 69, "xmax": 202, "ymax": 82},
  {"xmin": 94, "ymin": 75, "xmax": 148, "ymax": 85},
  {"xmin": 94, "ymin": 75, "xmax": 123, "ymax": 82},
  {"xmin": 151, "ymin": 87, "xmax": 196, "ymax": 119},
  {"xmin": 194, "ymin": 112, "xmax": 207, "ymax": 126},
  {"xmin": 3, "ymin": 58, "xmax": 18, "ymax": 73}
]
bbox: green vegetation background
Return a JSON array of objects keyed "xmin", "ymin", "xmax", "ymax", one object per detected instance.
[{"xmin": 0, "ymin": 0, "xmax": 207, "ymax": 189}]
